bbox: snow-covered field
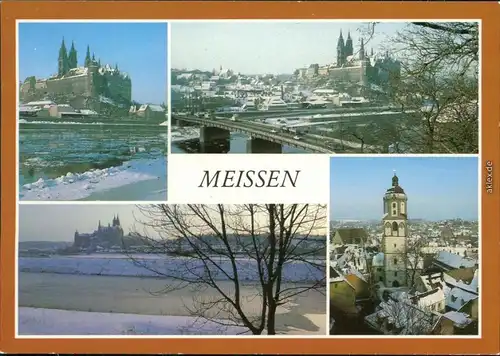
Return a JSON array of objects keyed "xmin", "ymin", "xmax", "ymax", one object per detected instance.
[
  {"xmin": 19, "ymin": 255, "xmax": 325, "ymax": 282},
  {"xmin": 18, "ymin": 307, "xmax": 248, "ymax": 335},
  {"xmin": 19, "ymin": 156, "xmax": 167, "ymax": 201}
]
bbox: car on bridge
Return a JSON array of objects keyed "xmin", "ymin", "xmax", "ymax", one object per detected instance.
[{"xmin": 293, "ymin": 135, "xmax": 301, "ymax": 140}]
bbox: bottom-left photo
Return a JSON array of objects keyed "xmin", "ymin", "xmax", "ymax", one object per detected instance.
[{"xmin": 17, "ymin": 204, "xmax": 328, "ymax": 336}]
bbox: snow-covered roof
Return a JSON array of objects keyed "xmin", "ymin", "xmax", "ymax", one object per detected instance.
[
  {"xmin": 412, "ymin": 288, "xmax": 445, "ymax": 309},
  {"xmin": 446, "ymin": 286, "xmax": 478, "ymax": 311},
  {"xmin": 138, "ymin": 104, "xmax": 164, "ymax": 112},
  {"xmin": 442, "ymin": 311, "xmax": 473, "ymax": 327},
  {"xmin": 25, "ymin": 100, "xmax": 55, "ymax": 106},
  {"xmin": 435, "ymin": 251, "xmax": 476, "ymax": 269},
  {"xmin": 19, "ymin": 106, "xmax": 39, "ymax": 112},
  {"xmin": 79, "ymin": 109, "xmax": 98, "ymax": 116}
]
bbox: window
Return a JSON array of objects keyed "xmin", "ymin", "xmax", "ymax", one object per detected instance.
[
  {"xmin": 393, "ymin": 258, "xmax": 398, "ymax": 264},
  {"xmin": 379, "ymin": 276, "xmax": 383, "ymax": 282},
  {"xmin": 393, "ymin": 243, "xmax": 397, "ymax": 248},
  {"xmin": 394, "ymin": 271, "xmax": 397, "ymax": 277},
  {"xmin": 334, "ymin": 284, "xmax": 338, "ymax": 289}
]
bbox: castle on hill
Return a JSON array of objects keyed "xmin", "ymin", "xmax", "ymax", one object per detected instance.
[
  {"xmin": 74, "ymin": 215, "xmax": 124, "ymax": 250},
  {"xmin": 297, "ymin": 29, "xmax": 401, "ymax": 86},
  {"xmin": 20, "ymin": 38, "xmax": 132, "ymax": 110}
]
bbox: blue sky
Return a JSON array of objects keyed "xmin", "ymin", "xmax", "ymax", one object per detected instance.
[
  {"xmin": 171, "ymin": 21, "xmax": 406, "ymax": 74},
  {"xmin": 330, "ymin": 157, "xmax": 479, "ymax": 221},
  {"xmin": 19, "ymin": 22, "xmax": 167, "ymax": 104}
]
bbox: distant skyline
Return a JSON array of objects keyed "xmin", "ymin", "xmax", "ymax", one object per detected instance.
[
  {"xmin": 19, "ymin": 205, "xmax": 142, "ymax": 242},
  {"xmin": 330, "ymin": 157, "xmax": 479, "ymax": 221},
  {"xmin": 171, "ymin": 21, "xmax": 406, "ymax": 74},
  {"xmin": 19, "ymin": 204, "xmax": 327, "ymax": 242},
  {"xmin": 19, "ymin": 22, "xmax": 168, "ymax": 104}
]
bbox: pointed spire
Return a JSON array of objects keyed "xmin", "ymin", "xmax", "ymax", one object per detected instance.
[
  {"xmin": 58, "ymin": 37, "xmax": 69, "ymax": 77},
  {"xmin": 347, "ymin": 30, "xmax": 351, "ymax": 39},
  {"xmin": 360, "ymin": 38, "xmax": 365, "ymax": 60},
  {"xmin": 339, "ymin": 29, "xmax": 343, "ymax": 39},
  {"xmin": 84, "ymin": 45, "xmax": 91, "ymax": 67},
  {"xmin": 92, "ymin": 52, "xmax": 95, "ymax": 61}
]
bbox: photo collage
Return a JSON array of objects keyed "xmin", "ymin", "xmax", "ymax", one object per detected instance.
[{"xmin": 13, "ymin": 17, "xmax": 482, "ymax": 344}]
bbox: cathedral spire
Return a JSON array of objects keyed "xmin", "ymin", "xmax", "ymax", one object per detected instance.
[
  {"xmin": 360, "ymin": 38, "xmax": 365, "ymax": 60},
  {"xmin": 58, "ymin": 37, "xmax": 69, "ymax": 77},
  {"xmin": 68, "ymin": 41, "xmax": 78, "ymax": 70},
  {"xmin": 84, "ymin": 45, "xmax": 91, "ymax": 67}
]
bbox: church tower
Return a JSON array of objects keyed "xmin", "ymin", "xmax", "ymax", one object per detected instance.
[
  {"xmin": 345, "ymin": 30, "xmax": 353, "ymax": 58},
  {"xmin": 381, "ymin": 172, "xmax": 408, "ymax": 288},
  {"xmin": 336, "ymin": 30, "xmax": 345, "ymax": 67}
]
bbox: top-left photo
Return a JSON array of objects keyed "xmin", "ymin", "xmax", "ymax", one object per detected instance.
[{"xmin": 18, "ymin": 21, "xmax": 168, "ymax": 202}]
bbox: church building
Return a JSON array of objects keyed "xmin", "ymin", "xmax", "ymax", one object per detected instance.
[{"xmin": 373, "ymin": 173, "xmax": 409, "ymax": 288}]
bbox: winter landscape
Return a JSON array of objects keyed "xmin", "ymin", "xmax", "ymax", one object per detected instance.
[
  {"xmin": 18, "ymin": 22, "xmax": 168, "ymax": 201},
  {"xmin": 170, "ymin": 21, "xmax": 478, "ymax": 154},
  {"xmin": 328, "ymin": 157, "xmax": 480, "ymax": 336},
  {"xmin": 18, "ymin": 204, "xmax": 328, "ymax": 336}
]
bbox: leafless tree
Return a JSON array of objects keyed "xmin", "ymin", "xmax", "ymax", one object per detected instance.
[
  {"xmin": 404, "ymin": 235, "xmax": 429, "ymax": 289},
  {"xmin": 125, "ymin": 204, "xmax": 327, "ymax": 335},
  {"xmin": 354, "ymin": 22, "xmax": 479, "ymax": 153},
  {"xmin": 370, "ymin": 296, "xmax": 439, "ymax": 335}
]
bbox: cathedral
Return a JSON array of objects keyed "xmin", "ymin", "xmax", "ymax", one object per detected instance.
[
  {"xmin": 326, "ymin": 29, "xmax": 401, "ymax": 86},
  {"xmin": 73, "ymin": 215, "xmax": 124, "ymax": 250},
  {"xmin": 20, "ymin": 38, "xmax": 132, "ymax": 107}
]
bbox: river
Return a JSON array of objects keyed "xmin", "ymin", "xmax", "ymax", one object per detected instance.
[
  {"xmin": 19, "ymin": 122, "xmax": 167, "ymax": 200},
  {"xmin": 19, "ymin": 272, "xmax": 326, "ymax": 334}
]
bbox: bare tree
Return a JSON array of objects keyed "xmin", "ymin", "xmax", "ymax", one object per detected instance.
[
  {"xmin": 404, "ymin": 235, "xmax": 428, "ymax": 289},
  {"xmin": 125, "ymin": 204, "xmax": 327, "ymax": 335},
  {"xmin": 387, "ymin": 22, "xmax": 477, "ymax": 153},
  {"xmin": 367, "ymin": 295, "xmax": 439, "ymax": 335},
  {"xmin": 353, "ymin": 22, "xmax": 479, "ymax": 153}
]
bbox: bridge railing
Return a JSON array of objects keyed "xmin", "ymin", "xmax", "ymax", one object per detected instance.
[{"xmin": 173, "ymin": 115, "xmax": 333, "ymax": 153}]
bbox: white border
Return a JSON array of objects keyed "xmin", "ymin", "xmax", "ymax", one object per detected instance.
[{"xmin": 15, "ymin": 18, "xmax": 482, "ymax": 340}]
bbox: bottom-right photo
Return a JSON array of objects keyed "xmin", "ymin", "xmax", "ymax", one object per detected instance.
[{"xmin": 328, "ymin": 156, "xmax": 479, "ymax": 336}]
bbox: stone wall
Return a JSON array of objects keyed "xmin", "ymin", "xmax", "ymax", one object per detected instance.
[{"xmin": 46, "ymin": 75, "xmax": 91, "ymax": 97}]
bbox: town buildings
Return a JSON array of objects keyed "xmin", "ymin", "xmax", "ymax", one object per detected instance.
[{"xmin": 329, "ymin": 173, "xmax": 479, "ymax": 335}]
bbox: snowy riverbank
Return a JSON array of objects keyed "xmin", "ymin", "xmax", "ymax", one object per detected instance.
[
  {"xmin": 19, "ymin": 156, "xmax": 167, "ymax": 201},
  {"xmin": 19, "ymin": 254, "xmax": 325, "ymax": 282}
]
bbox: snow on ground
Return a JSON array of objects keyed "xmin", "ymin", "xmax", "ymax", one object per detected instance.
[
  {"xmin": 18, "ymin": 307, "xmax": 249, "ymax": 335},
  {"xmin": 19, "ymin": 119, "xmax": 105, "ymax": 125},
  {"xmin": 159, "ymin": 121, "xmax": 168, "ymax": 126},
  {"xmin": 19, "ymin": 156, "xmax": 167, "ymax": 201},
  {"xmin": 171, "ymin": 126, "xmax": 200, "ymax": 143},
  {"xmin": 19, "ymin": 255, "xmax": 325, "ymax": 282},
  {"xmin": 19, "ymin": 119, "xmax": 163, "ymax": 127}
]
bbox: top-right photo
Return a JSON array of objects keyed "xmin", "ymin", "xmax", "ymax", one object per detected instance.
[{"xmin": 170, "ymin": 21, "xmax": 478, "ymax": 154}]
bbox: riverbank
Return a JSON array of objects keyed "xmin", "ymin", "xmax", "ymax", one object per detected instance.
[
  {"xmin": 18, "ymin": 272, "xmax": 326, "ymax": 335},
  {"xmin": 20, "ymin": 156, "xmax": 167, "ymax": 201}
]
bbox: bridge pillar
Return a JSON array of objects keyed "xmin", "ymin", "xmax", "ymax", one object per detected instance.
[
  {"xmin": 246, "ymin": 137, "xmax": 282, "ymax": 153},
  {"xmin": 200, "ymin": 126, "xmax": 230, "ymax": 143},
  {"xmin": 199, "ymin": 126, "xmax": 231, "ymax": 153}
]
